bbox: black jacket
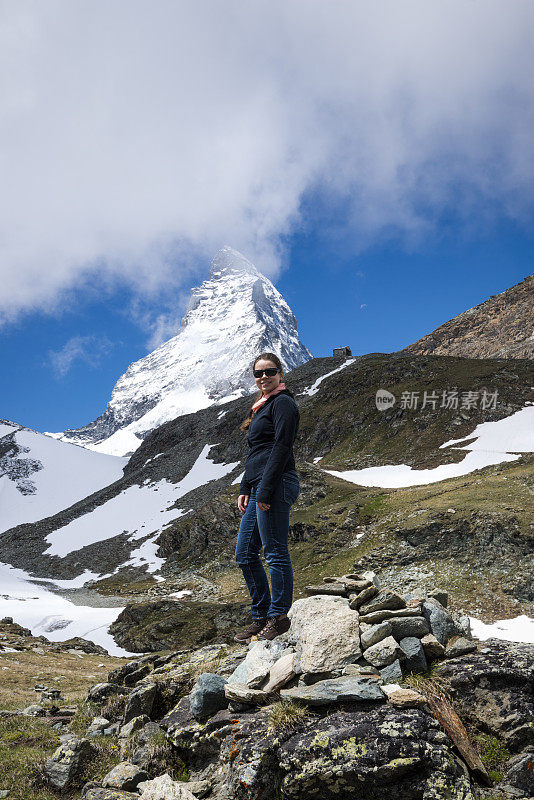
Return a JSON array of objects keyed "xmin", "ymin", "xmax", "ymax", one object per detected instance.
[{"xmin": 239, "ymin": 389, "xmax": 300, "ymax": 504}]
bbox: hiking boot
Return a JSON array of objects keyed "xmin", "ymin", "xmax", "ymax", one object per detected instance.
[
  {"xmin": 234, "ymin": 617, "xmax": 268, "ymax": 643},
  {"xmin": 253, "ymin": 615, "xmax": 291, "ymax": 641}
]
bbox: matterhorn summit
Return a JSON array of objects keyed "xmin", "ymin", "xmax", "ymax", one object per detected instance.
[{"xmin": 58, "ymin": 247, "xmax": 312, "ymax": 456}]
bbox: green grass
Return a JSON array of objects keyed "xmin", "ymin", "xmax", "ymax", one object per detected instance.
[
  {"xmin": 472, "ymin": 732, "xmax": 511, "ymax": 784},
  {"xmin": 267, "ymin": 700, "xmax": 310, "ymax": 734}
]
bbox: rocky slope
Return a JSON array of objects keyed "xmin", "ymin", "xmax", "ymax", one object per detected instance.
[
  {"xmin": 402, "ymin": 273, "xmax": 533, "ymax": 359},
  {"xmin": 3, "ymin": 572, "xmax": 531, "ymax": 800},
  {"xmin": 1, "ymin": 353, "xmax": 532, "ymax": 656},
  {"xmin": 55, "ymin": 247, "xmax": 312, "ymax": 456}
]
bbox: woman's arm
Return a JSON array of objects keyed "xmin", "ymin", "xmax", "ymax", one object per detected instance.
[{"xmin": 256, "ymin": 395, "xmax": 299, "ymax": 505}]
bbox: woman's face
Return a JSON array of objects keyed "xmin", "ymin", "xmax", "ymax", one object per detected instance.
[{"xmin": 254, "ymin": 358, "xmax": 283, "ymax": 395}]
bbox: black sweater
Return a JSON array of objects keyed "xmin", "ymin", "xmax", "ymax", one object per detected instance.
[{"xmin": 239, "ymin": 389, "xmax": 300, "ymax": 504}]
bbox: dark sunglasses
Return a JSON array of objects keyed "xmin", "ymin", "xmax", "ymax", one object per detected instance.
[{"xmin": 253, "ymin": 368, "xmax": 280, "ymax": 378}]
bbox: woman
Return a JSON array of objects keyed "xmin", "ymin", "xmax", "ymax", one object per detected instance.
[{"xmin": 234, "ymin": 352, "xmax": 300, "ymax": 643}]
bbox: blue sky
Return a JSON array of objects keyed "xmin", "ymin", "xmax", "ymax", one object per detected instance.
[{"xmin": 1, "ymin": 1, "xmax": 533, "ymax": 432}]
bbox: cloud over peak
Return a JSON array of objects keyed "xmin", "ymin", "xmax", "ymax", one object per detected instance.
[{"xmin": 1, "ymin": 0, "xmax": 533, "ymax": 322}]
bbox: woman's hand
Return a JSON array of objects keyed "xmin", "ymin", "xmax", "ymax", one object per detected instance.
[
  {"xmin": 257, "ymin": 501, "xmax": 271, "ymax": 511},
  {"xmin": 238, "ymin": 494, "xmax": 250, "ymax": 514}
]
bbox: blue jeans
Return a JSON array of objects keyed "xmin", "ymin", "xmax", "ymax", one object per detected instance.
[{"xmin": 235, "ymin": 471, "xmax": 300, "ymax": 619}]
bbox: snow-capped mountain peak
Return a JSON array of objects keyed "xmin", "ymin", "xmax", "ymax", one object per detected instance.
[
  {"xmin": 209, "ymin": 245, "xmax": 260, "ymax": 280},
  {"xmin": 58, "ymin": 248, "xmax": 312, "ymax": 456}
]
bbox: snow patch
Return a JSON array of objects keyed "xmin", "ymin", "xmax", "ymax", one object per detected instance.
[
  {"xmin": 324, "ymin": 404, "xmax": 534, "ymax": 488},
  {"xmin": 470, "ymin": 614, "xmax": 534, "ymax": 644},
  {"xmin": 300, "ymin": 358, "xmax": 356, "ymax": 396}
]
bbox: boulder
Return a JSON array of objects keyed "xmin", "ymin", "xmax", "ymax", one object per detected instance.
[
  {"xmin": 435, "ymin": 640, "xmax": 534, "ymax": 752},
  {"xmin": 342, "ymin": 663, "xmax": 381, "ymax": 678},
  {"xmin": 399, "ymin": 637, "xmax": 428, "ymax": 673},
  {"xmin": 348, "ymin": 584, "xmax": 378, "ymax": 609},
  {"xmin": 280, "ymin": 676, "xmax": 384, "ymax": 705},
  {"xmin": 359, "ymin": 606, "xmax": 422, "ymax": 624},
  {"xmin": 423, "ymin": 598, "xmax": 462, "ymax": 646},
  {"xmin": 427, "ymin": 589, "xmax": 448, "ymax": 607},
  {"xmin": 445, "ymin": 637, "xmax": 477, "ymax": 658},
  {"xmin": 123, "ymin": 684, "xmax": 157, "ymax": 723},
  {"xmin": 288, "ymin": 595, "xmax": 361, "ymax": 674},
  {"xmin": 502, "ymin": 748, "xmax": 534, "ymax": 795},
  {"xmin": 119, "ymin": 714, "xmax": 151, "ymax": 738},
  {"xmin": 87, "ymin": 682, "xmax": 125, "ymax": 703},
  {"xmin": 82, "ymin": 789, "xmax": 138, "ymax": 799},
  {"xmin": 86, "ymin": 716, "xmax": 110, "ymax": 736},
  {"xmin": 227, "ymin": 640, "xmax": 289, "ymax": 688},
  {"xmin": 364, "ymin": 636, "xmax": 403, "ymax": 668},
  {"xmin": 45, "ymin": 737, "xmax": 96, "ymax": 789},
  {"xmin": 138, "ymin": 773, "xmax": 197, "ymax": 799},
  {"xmin": 277, "ymin": 707, "xmax": 473, "ymax": 799},
  {"xmin": 386, "ymin": 688, "xmax": 427, "ymax": 709},
  {"xmin": 305, "ymin": 583, "xmax": 347, "ymax": 596},
  {"xmin": 387, "ymin": 616, "xmax": 429, "ymax": 640},
  {"xmin": 420, "ymin": 633, "xmax": 446, "ymax": 660},
  {"xmin": 102, "ymin": 762, "xmax": 150, "ymax": 792},
  {"xmin": 359, "ymin": 590, "xmax": 406, "ymax": 616},
  {"xmin": 189, "ymin": 673, "xmax": 228, "ymax": 720},
  {"xmin": 379, "ymin": 659, "xmax": 403, "ymax": 683},
  {"xmin": 262, "ymin": 652, "xmax": 296, "ymax": 693},
  {"xmin": 224, "ymin": 683, "xmax": 270, "ymax": 704},
  {"xmin": 360, "ymin": 620, "xmax": 392, "ymax": 650}
]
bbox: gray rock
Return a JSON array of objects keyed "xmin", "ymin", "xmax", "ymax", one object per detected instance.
[
  {"xmin": 380, "ymin": 659, "xmax": 403, "ymax": 683},
  {"xmin": 399, "ymin": 637, "xmax": 428, "ymax": 673},
  {"xmin": 364, "ymin": 636, "xmax": 403, "ymax": 668},
  {"xmin": 445, "ymin": 637, "xmax": 477, "ymax": 658},
  {"xmin": 102, "ymin": 762, "xmax": 150, "ymax": 791},
  {"xmin": 224, "ymin": 683, "xmax": 270, "ymax": 704},
  {"xmin": 87, "ymin": 682, "xmax": 125, "ymax": 703},
  {"xmin": 388, "ymin": 616, "xmax": 429, "ymax": 640},
  {"xmin": 360, "ymin": 620, "xmax": 392, "ymax": 649},
  {"xmin": 189, "ymin": 673, "xmax": 228, "ymax": 720},
  {"xmin": 305, "ymin": 583, "xmax": 347, "ymax": 596},
  {"xmin": 82, "ymin": 789, "xmax": 138, "ymax": 800},
  {"xmin": 423, "ymin": 599, "xmax": 462, "ymax": 646},
  {"xmin": 119, "ymin": 714, "xmax": 151, "ymax": 738},
  {"xmin": 428, "ymin": 589, "xmax": 448, "ymax": 607},
  {"xmin": 359, "ymin": 590, "xmax": 406, "ymax": 616},
  {"xmin": 45, "ymin": 737, "xmax": 96, "ymax": 789},
  {"xmin": 138, "ymin": 773, "xmax": 197, "ymax": 799},
  {"xmin": 348, "ymin": 584, "xmax": 378, "ymax": 609},
  {"xmin": 262, "ymin": 652, "xmax": 296, "ymax": 693},
  {"xmin": 280, "ymin": 676, "xmax": 385, "ymax": 705},
  {"xmin": 22, "ymin": 704, "xmax": 45, "ymax": 716},
  {"xmin": 342, "ymin": 663, "xmax": 381, "ymax": 678},
  {"xmin": 503, "ymin": 748, "xmax": 534, "ymax": 794},
  {"xmin": 86, "ymin": 716, "xmax": 110, "ymax": 736},
  {"xmin": 181, "ymin": 779, "xmax": 211, "ymax": 798},
  {"xmin": 227, "ymin": 640, "xmax": 289, "ymax": 688},
  {"xmin": 359, "ymin": 605, "xmax": 422, "ymax": 624},
  {"xmin": 458, "ymin": 616, "xmax": 472, "ymax": 638},
  {"xmin": 288, "ymin": 595, "xmax": 361, "ymax": 674},
  {"xmin": 420, "ymin": 633, "xmax": 446, "ymax": 660},
  {"xmin": 123, "ymin": 684, "xmax": 157, "ymax": 723}
]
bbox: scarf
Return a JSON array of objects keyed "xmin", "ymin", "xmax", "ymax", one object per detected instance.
[{"xmin": 251, "ymin": 382, "xmax": 287, "ymax": 415}]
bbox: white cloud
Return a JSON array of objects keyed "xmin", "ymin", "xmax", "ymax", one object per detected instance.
[
  {"xmin": 1, "ymin": 0, "xmax": 533, "ymax": 323},
  {"xmin": 48, "ymin": 335, "xmax": 113, "ymax": 377}
]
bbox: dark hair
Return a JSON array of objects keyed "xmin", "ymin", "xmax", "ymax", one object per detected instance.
[{"xmin": 240, "ymin": 352, "xmax": 293, "ymax": 431}]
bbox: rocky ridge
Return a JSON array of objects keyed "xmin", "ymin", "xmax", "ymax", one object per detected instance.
[
  {"xmin": 402, "ymin": 273, "xmax": 534, "ymax": 360},
  {"xmin": 6, "ymin": 571, "xmax": 531, "ymax": 800}
]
